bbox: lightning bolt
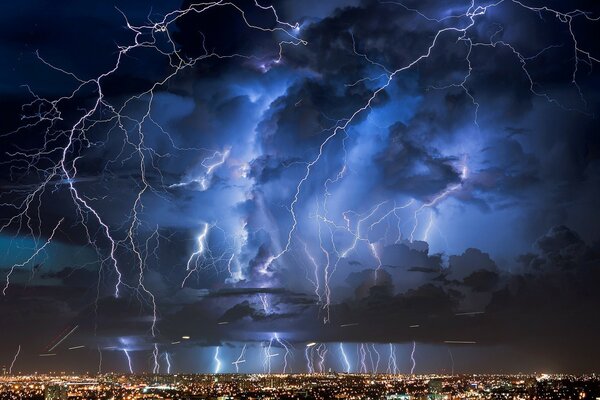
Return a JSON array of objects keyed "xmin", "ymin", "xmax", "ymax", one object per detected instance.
[
  {"xmin": 409, "ymin": 164, "xmax": 468, "ymax": 242},
  {"xmin": 263, "ymin": 338, "xmax": 278, "ymax": 374},
  {"xmin": 263, "ymin": 0, "xmax": 597, "ymax": 329},
  {"xmin": 3, "ymin": 218, "xmax": 63, "ymax": 296},
  {"xmin": 123, "ymin": 349, "xmax": 133, "ymax": 374},
  {"xmin": 370, "ymin": 344, "xmax": 380, "ymax": 374},
  {"xmin": 4, "ymin": 0, "xmax": 304, "ymax": 341},
  {"xmin": 232, "ymin": 344, "xmax": 247, "ymax": 373},
  {"xmin": 273, "ymin": 333, "xmax": 292, "ymax": 373},
  {"xmin": 4, "ymin": 0, "xmax": 597, "ymax": 367},
  {"xmin": 9, "ymin": 345, "xmax": 20, "ymax": 375},
  {"xmin": 213, "ymin": 346, "xmax": 222, "ymax": 374},
  {"xmin": 410, "ymin": 341, "xmax": 417, "ymax": 375},
  {"xmin": 316, "ymin": 343, "xmax": 328, "ymax": 373},
  {"xmin": 302, "ymin": 239, "xmax": 322, "ymax": 305},
  {"xmin": 305, "ymin": 344, "xmax": 315, "ymax": 373},
  {"xmin": 152, "ymin": 343, "xmax": 160, "ymax": 374},
  {"xmin": 182, "ymin": 222, "xmax": 210, "ymax": 288},
  {"xmin": 387, "ymin": 343, "xmax": 398, "ymax": 375},
  {"xmin": 339, "ymin": 343, "xmax": 351, "ymax": 373},
  {"xmin": 358, "ymin": 343, "xmax": 368, "ymax": 373},
  {"xmin": 97, "ymin": 346, "xmax": 102, "ymax": 374},
  {"xmin": 258, "ymin": 293, "xmax": 270, "ymax": 315},
  {"xmin": 169, "ymin": 148, "xmax": 231, "ymax": 191},
  {"xmin": 164, "ymin": 352, "xmax": 172, "ymax": 374}
]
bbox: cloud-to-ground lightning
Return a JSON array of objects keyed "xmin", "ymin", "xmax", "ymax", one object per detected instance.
[
  {"xmin": 358, "ymin": 343, "xmax": 368, "ymax": 373},
  {"xmin": 263, "ymin": 338, "xmax": 279, "ymax": 374},
  {"xmin": 305, "ymin": 344, "xmax": 315, "ymax": 373},
  {"xmin": 410, "ymin": 341, "xmax": 416, "ymax": 375},
  {"xmin": 256, "ymin": 0, "xmax": 598, "ymax": 330},
  {"xmin": 274, "ymin": 333, "xmax": 292, "ymax": 373},
  {"xmin": 164, "ymin": 352, "xmax": 172, "ymax": 374},
  {"xmin": 339, "ymin": 343, "xmax": 350, "ymax": 374},
  {"xmin": 213, "ymin": 346, "xmax": 222, "ymax": 374},
  {"xmin": 316, "ymin": 343, "xmax": 328, "ymax": 373},
  {"xmin": 387, "ymin": 343, "xmax": 398, "ymax": 375},
  {"xmin": 97, "ymin": 347, "xmax": 102, "ymax": 374},
  {"xmin": 152, "ymin": 343, "xmax": 160, "ymax": 374},
  {"xmin": 9, "ymin": 345, "xmax": 20, "ymax": 375},
  {"xmin": 2, "ymin": 0, "xmax": 305, "ymax": 343},
  {"xmin": 370, "ymin": 344, "xmax": 380, "ymax": 374},
  {"xmin": 2, "ymin": 0, "xmax": 597, "ymax": 374},
  {"xmin": 123, "ymin": 349, "xmax": 133, "ymax": 374},
  {"xmin": 232, "ymin": 344, "xmax": 247, "ymax": 373}
]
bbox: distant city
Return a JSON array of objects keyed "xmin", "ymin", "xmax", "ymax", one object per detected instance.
[{"xmin": 1, "ymin": 373, "xmax": 599, "ymax": 399}]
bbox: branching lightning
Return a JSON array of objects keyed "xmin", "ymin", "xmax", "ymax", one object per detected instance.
[
  {"xmin": 273, "ymin": 333, "xmax": 292, "ymax": 373},
  {"xmin": 2, "ymin": 0, "xmax": 597, "ymax": 373},
  {"xmin": 2, "ymin": 0, "xmax": 305, "ymax": 341},
  {"xmin": 232, "ymin": 344, "xmax": 247, "ymax": 373},
  {"xmin": 387, "ymin": 343, "xmax": 398, "ymax": 375},
  {"xmin": 316, "ymin": 343, "xmax": 328, "ymax": 373}
]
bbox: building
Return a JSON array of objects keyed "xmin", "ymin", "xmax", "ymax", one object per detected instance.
[{"xmin": 44, "ymin": 384, "xmax": 68, "ymax": 400}]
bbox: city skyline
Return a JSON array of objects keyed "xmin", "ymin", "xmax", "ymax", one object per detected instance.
[{"xmin": 0, "ymin": 0, "xmax": 599, "ymax": 374}]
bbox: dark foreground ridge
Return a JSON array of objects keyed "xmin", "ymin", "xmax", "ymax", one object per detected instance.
[{"xmin": 2, "ymin": 373, "xmax": 600, "ymax": 399}]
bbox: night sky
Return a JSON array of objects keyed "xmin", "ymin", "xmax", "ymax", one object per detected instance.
[{"xmin": 1, "ymin": 0, "xmax": 599, "ymax": 375}]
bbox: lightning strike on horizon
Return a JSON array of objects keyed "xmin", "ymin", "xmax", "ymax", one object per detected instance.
[
  {"xmin": 370, "ymin": 344, "xmax": 381, "ymax": 374},
  {"xmin": 358, "ymin": 343, "xmax": 368, "ymax": 374},
  {"xmin": 152, "ymin": 344, "xmax": 160, "ymax": 374},
  {"xmin": 123, "ymin": 349, "xmax": 133, "ymax": 374},
  {"xmin": 274, "ymin": 333, "xmax": 292, "ymax": 373},
  {"xmin": 97, "ymin": 347, "xmax": 102, "ymax": 375},
  {"xmin": 263, "ymin": 338, "xmax": 277, "ymax": 374},
  {"xmin": 2, "ymin": 0, "xmax": 597, "ymax": 374},
  {"xmin": 9, "ymin": 345, "xmax": 20, "ymax": 375},
  {"xmin": 316, "ymin": 343, "xmax": 328, "ymax": 373},
  {"xmin": 232, "ymin": 344, "xmax": 247, "ymax": 373},
  {"xmin": 410, "ymin": 341, "xmax": 417, "ymax": 375},
  {"xmin": 164, "ymin": 353, "xmax": 172, "ymax": 374},
  {"xmin": 387, "ymin": 343, "xmax": 398, "ymax": 375},
  {"xmin": 213, "ymin": 346, "xmax": 222, "ymax": 374},
  {"xmin": 305, "ymin": 345, "xmax": 315, "ymax": 374},
  {"xmin": 339, "ymin": 343, "xmax": 351, "ymax": 374}
]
